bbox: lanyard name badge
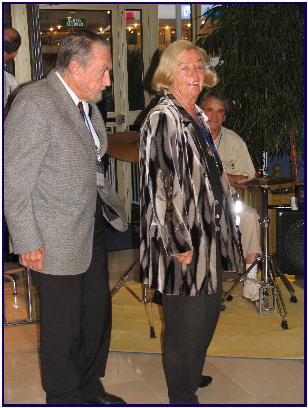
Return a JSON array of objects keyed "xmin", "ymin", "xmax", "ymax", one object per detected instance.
[
  {"xmin": 77, "ymin": 101, "xmax": 104, "ymax": 186},
  {"xmin": 96, "ymin": 160, "xmax": 104, "ymax": 187},
  {"xmin": 85, "ymin": 116, "xmax": 104, "ymax": 187}
]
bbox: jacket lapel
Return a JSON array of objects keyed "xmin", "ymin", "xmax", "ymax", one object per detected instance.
[{"xmin": 46, "ymin": 70, "xmax": 99, "ymax": 158}]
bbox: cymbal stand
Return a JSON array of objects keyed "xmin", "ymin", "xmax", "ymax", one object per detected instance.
[
  {"xmin": 223, "ymin": 186, "xmax": 298, "ymax": 329},
  {"xmin": 223, "ymin": 193, "xmax": 259, "ymax": 302},
  {"xmin": 252, "ymin": 186, "xmax": 297, "ymax": 329}
]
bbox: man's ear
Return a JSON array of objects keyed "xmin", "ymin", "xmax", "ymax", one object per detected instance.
[
  {"xmin": 68, "ymin": 60, "xmax": 81, "ymax": 77},
  {"xmin": 4, "ymin": 50, "xmax": 17, "ymax": 63}
]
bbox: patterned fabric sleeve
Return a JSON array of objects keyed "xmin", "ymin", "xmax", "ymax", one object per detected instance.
[{"xmin": 140, "ymin": 108, "xmax": 192, "ymax": 257}]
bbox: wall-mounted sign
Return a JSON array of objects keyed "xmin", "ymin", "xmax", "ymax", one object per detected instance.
[{"xmin": 63, "ymin": 18, "xmax": 87, "ymax": 28}]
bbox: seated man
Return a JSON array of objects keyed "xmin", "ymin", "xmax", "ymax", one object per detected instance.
[{"xmin": 199, "ymin": 89, "xmax": 261, "ymax": 302}]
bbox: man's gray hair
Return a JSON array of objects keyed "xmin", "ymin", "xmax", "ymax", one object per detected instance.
[
  {"xmin": 56, "ymin": 30, "xmax": 109, "ymax": 74},
  {"xmin": 199, "ymin": 89, "xmax": 232, "ymax": 115}
]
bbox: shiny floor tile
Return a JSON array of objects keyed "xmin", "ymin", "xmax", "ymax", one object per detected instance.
[{"xmin": 3, "ymin": 254, "xmax": 305, "ymax": 405}]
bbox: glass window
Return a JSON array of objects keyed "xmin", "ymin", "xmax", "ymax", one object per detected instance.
[
  {"xmin": 200, "ymin": 4, "xmax": 216, "ymax": 17},
  {"xmin": 199, "ymin": 4, "xmax": 220, "ymax": 36},
  {"xmin": 125, "ymin": 10, "xmax": 144, "ymax": 111},
  {"xmin": 158, "ymin": 4, "xmax": 192, "ymax": 51},
  {"xmin": 39, "ymin": 9, "xmax": 114, "ymax": 111}
]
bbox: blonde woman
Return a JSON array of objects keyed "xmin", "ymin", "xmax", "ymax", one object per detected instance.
[{"xmin": 139, "ymin": 40, "xmax": 242, "ymax": 404}]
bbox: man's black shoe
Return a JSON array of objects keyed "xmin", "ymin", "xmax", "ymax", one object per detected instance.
[
  {"xmin": 86, "ymin": 392, "xmax": 126, "ymax": 404},
  {"xmin": 198, "ymin": 375, "xmax": 213, "ymax": 388}
]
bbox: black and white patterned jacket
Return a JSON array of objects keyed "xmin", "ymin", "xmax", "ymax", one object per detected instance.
[{"xmin": 139, "ymin": 94, "xmax": 242, "ymax": 296}]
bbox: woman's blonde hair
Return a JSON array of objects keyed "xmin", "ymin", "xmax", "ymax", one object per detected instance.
[{"xmin": 152, "ymin": 40, "xmax": 218, "ymax": 94}]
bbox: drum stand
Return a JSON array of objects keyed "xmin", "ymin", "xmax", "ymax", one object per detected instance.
[
  {"xmin": 110, "ymin": 258, "xmax": 156, "ymax": 338},
  {"xmin": 224, "ymin": 186, "xmax": 298, "ymax": 329},
  {"xmin": 110, "ymin": 258, "xmax": 140, "ymax": 298}
]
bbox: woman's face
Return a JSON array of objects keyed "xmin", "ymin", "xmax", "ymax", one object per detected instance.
[{"xmin": 170, "ymin": 49, "xmax": 205, "ymax": 103}]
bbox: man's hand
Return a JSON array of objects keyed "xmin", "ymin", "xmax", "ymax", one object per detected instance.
[
  {"xmin": 20, "ymin": 247, "xmax": 45, "ymax": 271},
  {"xmin": 227, "ymin": 174, "xmax": 248, "ymax": 188},
  {"xmin": 175, "ymin": 250, "xmax": 193, "ymax": 265}
]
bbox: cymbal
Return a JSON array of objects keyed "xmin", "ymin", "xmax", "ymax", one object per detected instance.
[
  {"xmin": 107, "ymin": 131, "xmax": 139, "ymax": 164},
  {"xmin": 238, "ymin": 176, "xmax": 294, "ymax": 187}
]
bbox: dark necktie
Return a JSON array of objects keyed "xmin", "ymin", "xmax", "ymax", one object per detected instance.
[
  {"xmin": 77, "ymin": 101, "xmax": 100, "ymax": 160},
  {"xmin": 78, "ymin": 101, "xmax": 92, "ymax": 119},
  {"xmin": 77, "ymin": 101, "xmax": 85, "ymax": 118}
]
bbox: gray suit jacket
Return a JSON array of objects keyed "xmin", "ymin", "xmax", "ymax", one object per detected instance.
[{"xmin": 4, "ymin": 70, "xmax": 108, "ymax": 275}]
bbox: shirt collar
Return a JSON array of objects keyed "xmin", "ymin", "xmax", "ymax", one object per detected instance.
[{"xmin": 55, "ymin": 71, "xmax": 89, "ymax": 115}]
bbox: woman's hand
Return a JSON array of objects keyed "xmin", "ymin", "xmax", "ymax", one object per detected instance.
[{"xmin": 175, "ymin": 250, "xmax": 193, "ymax": 264}]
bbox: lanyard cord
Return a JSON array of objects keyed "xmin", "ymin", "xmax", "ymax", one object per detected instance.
[
  {"xmin": 77, "ymin": 102, "xmax": 101, "ymax": 161},
  {"xmin": 194, "ymin": 121, "xmax": 219, "ymax": 164}
]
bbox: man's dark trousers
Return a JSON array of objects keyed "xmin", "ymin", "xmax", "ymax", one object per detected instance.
[{"xmin": 32, "ymin": 195, "xmax": 111, "ymax": 404}]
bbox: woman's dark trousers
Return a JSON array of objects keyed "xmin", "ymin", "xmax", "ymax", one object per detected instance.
[{"xmin": 162, "ymin": 275, "xmax": 222, "ymax": 404}]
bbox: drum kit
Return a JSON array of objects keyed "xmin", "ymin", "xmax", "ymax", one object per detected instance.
[
  {"xmin": 107, "ymin": 132, "xmax": 298, "ymax": 329},
  {"xmin": 224, "ymin": 175, "xmax": 298, "ymax": 329},
  {"xmin": 106, "ymin": 131, "xmax": 139, "ymax": 164},
  {"xmin": 107, "ymin": 132, "xmax": 142, "ymax": 299}
]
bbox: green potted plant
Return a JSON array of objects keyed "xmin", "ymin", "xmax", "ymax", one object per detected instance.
[{"xmin": 198, "ymin": 4, "xmax": 304, "ymax": 180}]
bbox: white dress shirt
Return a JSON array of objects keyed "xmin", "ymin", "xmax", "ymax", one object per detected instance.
[{"xmin": 55, "ymin": 71, "xmax": 100, "ymax": 151}]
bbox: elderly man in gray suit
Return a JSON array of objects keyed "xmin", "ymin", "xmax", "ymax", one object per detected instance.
[{"xmin": 4, "ymin": 30, "xmax": 126, "ymax": 405}]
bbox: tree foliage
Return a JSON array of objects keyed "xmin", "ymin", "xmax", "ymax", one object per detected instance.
[{"xmin": 198, "ymin": 4, "xmax": 304, "ymax": 167}]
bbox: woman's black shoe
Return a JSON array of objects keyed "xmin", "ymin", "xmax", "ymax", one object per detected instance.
[
  {"xmin": 198, "ymin": 375, "xmax": 213, "ymax": 388},
  {"xmin": 86, "ymin": 392, "xmax": 126, "ymax": 404}
]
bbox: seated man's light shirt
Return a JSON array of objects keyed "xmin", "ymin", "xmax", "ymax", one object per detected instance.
[
  {"xmin": 214, "ymin": 126, "xmax": 255, "ymax": 179},
  {"xmin": 55, "ymin": 71, "xmax": 100, "ymax": 151}
]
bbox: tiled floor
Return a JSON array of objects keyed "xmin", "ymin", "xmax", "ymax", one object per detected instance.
[{"xmin": 3, "ymin": 251, "xmax": 305, "ymax": 406}]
